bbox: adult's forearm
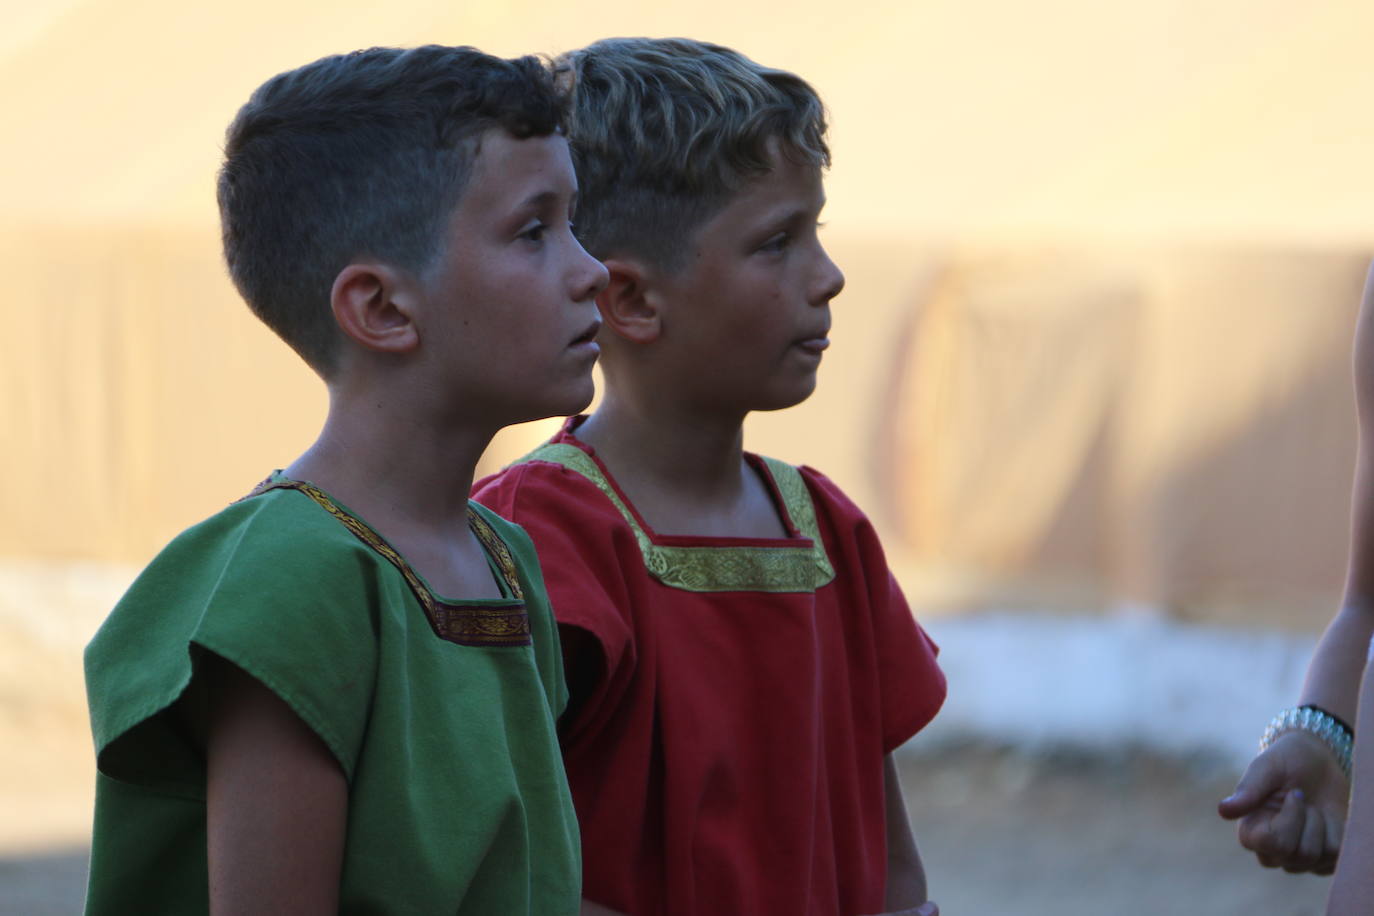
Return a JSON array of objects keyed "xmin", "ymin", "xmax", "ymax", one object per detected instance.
[
  {"xmin": 1326, "ymin": 657, "xmax": 1374, "ymax": 914},
  {"xmin": 1301, "ymin": 600, "xmax": 1374, "ymax": 726}
]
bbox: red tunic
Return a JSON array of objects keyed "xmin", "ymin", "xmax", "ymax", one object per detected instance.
[{"xmin": 474, "ymin": 421, "xmax": 946, "ymax": 916}]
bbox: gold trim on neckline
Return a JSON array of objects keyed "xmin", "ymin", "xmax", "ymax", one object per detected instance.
[
  {"xmin": 515, "ymin": 443, "xmax": 834, "ymax": 593},
  {"xmin": 245, "ymin": 477, "xmax": 531, "ymax": 647}
]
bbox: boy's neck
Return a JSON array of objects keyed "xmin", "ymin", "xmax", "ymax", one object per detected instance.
[
  {"xmin": 577, "ymin": 393, "xmax": 746, "ymax": 498},
  {"xmin": 284, "ymin": 383, "xmax": 513, "ymax": 600},
  {"xmin": 285, "ymin": 386, "xmax": 490, "ymax": 542},
  {"xmin": 574, "ymin": 391, "xmax": 787, "ymax": 540}
]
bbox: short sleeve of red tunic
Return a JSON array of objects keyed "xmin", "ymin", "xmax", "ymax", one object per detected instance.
[
  {"xmin": 799, "ymin": 464, "xmax": 947, "ymax": 752},
  {"xmin": 474, "ymin": 442, "xmax": 946, "ymax": 916}
]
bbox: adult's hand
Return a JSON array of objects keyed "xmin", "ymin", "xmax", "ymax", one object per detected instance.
[{"xmin": 1219, "ymin": 730, "xmax": 1348, "ymax": 874}]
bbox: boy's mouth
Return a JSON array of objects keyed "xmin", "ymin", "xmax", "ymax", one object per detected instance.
[{"xmin": 570, "ymin": 319, "xmax": 602, "ymax": 347}]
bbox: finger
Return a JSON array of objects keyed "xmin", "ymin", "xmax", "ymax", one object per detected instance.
[
  {"xmin": 1283, "ymin": 807, "xmax": 1327, "ymax": 873},
  {"xmin": 1313, "ymin": 807, "xmax": 1347, "ymax": 875},
  {"xmin": 1251, "ymin": 789, "xmax": 1306, "ymax": 863},
  {"xmin": 1237, "ymin": 801, "xmax": 1282, "ymax": 859},
  {"xmin": 1237, "ymin": 809, "xmax": 1273, "ymax": 859},
  {"xmin": 1220, "ymin": 756, "xmax": 1288, "ymax": 819}
]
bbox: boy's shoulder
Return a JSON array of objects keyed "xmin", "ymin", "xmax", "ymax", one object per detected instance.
[
  {"xmin": 120, "ymin": 481, "xmax": 380, "ymax": 602},
  {"xmin": 465, "ymin": 497, "xmax": 539, "ymax": 567},
  {"xmin": 787, "ymin": 462, "xmax": 896, "ymax": 558},
  {"xmin": 85, "ymin": 482, "xmax": 389, "ymax": 757},
  {"xmin": 784, "ymin": 459, "xmax": 851, "ymax": 504},
  {"xmin": 786, "ymin": 462, "xmax": 876, "ymax": 527},
  {"xmin": 474, "ymin": 437, "xmax": 626, "ymax": 528}
]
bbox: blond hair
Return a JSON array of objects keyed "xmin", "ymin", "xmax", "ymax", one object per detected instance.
[{"xmin": 556, "ymin": 38, "xmax": 829, "ymax": 270}]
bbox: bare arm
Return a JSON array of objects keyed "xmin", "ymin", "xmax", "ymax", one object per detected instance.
[
  {"xmin": 205, "ymin": 655, "xmax": 348, "ymax": 915},
  {"xmin": 1303, "ymin": 266, "xmax": 1374, "ymax": 724},
  {"xmin": 1218, "ymin": 265, "xmax": 1374, "ymax": 872},
  {"xmin": 880, "ymin": 754, "xmax": 931, "ymax": 912},
  {"xmin": 1327, "ymin": 652, "xmax": 1374, "ymax": 914}
]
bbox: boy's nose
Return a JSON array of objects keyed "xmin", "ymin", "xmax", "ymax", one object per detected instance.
[
  {"xmin": 813, "ymin": 248, "xmax": 845, "ymax": 305},
  {"xmin": 574, "ymin": 247, "xmax": 610, "ymax": 302}
]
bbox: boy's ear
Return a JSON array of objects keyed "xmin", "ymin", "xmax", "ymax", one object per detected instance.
[
  {"xmin": 330, "ymin": 263, "xmax": 420, "ymax": 355},
  {"xmin": 597, "ymin": 257, "xmax": 662, "ymax": 344}
]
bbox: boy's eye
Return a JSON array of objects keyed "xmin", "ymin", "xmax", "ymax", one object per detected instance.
[
  {"xmin": 519, "ymin": 221, "xmax": 547, "ymax": 243},
  {"xmin": 758, "ymin": 232, "xmax": 790, "ymax": 254}
]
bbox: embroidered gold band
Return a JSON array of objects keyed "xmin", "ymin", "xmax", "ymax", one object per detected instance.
[
  {"xmin": 247, "ymin": 477, "xmax": 531, "ymax": 647},
  {"xmin": 515, "ymin": 443, "xmax": 834, "ymax": 593}
]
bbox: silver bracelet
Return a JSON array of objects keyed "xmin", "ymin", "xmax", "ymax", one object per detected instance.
[{"xmin": 1260, "ymin": 706, "xmax": 1353, "ymax": 780}]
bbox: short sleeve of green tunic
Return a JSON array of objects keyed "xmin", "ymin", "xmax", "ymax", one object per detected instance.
[{"xmin": 83, "ymin": 483, "xmax": 579, "ymax": 915}]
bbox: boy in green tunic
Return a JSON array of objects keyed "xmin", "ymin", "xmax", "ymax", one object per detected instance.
[{"xmin": 82, "ymin": 45, "xmax": 608, "ymax": 914}]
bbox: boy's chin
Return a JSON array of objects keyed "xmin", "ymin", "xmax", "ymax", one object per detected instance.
[
  {"xmin": 750, "ymin": 379, "xmax": 819, "ymax": 413},
  {"xmin": 524, "ymin": 380, "xmax": 595, "ymax": 424}
]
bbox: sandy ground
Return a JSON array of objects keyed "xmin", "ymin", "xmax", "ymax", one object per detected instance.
[{"xmin": 905, "ymin": 744, "xmax": 1329, "ymax": 915}]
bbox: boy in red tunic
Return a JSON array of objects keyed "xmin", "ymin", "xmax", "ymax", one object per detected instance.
[{"xmin": 474, "ymin": 37, "xmax": 945, "ymax": 916}]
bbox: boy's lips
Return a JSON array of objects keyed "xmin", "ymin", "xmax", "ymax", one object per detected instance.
[
  {"xmin": 570, "ymin": 319, "xmax": 602, "ymax": 348},
  {"xmin": 795, "ymin": 335, "xmax": 830, "ymax": 355}
]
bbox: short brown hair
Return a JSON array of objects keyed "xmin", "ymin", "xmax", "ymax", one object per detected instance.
[
  {"xmin": 218, "ymin": 45, "xmax": 565, "ymax": 376},
  {"xmin": 556, "ymin": 38, "xmax": 829, "ymax": 271}
]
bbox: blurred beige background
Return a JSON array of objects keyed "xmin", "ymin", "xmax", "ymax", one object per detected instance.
[
  {"xmin": 9, "ymin": 0, "xmax": 1374, "ymax": 617},
  {"xmin": 6, "ymin": 1, "xmax": 1374, "ymax": 913}
]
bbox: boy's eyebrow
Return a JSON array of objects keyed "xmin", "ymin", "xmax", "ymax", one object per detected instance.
[
  {"xmin": 518, "ymin": 189, "xmax": 571, "ymax": 211},
  {"xmin": 765, "ymin": 199, "xmax": 827, "ymax": 227}
]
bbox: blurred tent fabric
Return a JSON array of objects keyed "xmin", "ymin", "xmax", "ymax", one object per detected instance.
[
  {"xmin": 10, "ymin": 2, "xmax": 1374, "ymax": 240},
  {"xmin": 8, "ymin": 227, "xmax": 1367, "ymax": 630},
  {"xmin": 9, "ymin": 0, "xmax": 1374, "ymax": 629},
  {"xmin": 885, "ymin": 248, "xmax": 1365, "ymax": 629}
]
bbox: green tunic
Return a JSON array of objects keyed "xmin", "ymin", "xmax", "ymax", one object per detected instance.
[{"xmin": 83, "ymin": 476, "xmax": 580, "ymax": 915}]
